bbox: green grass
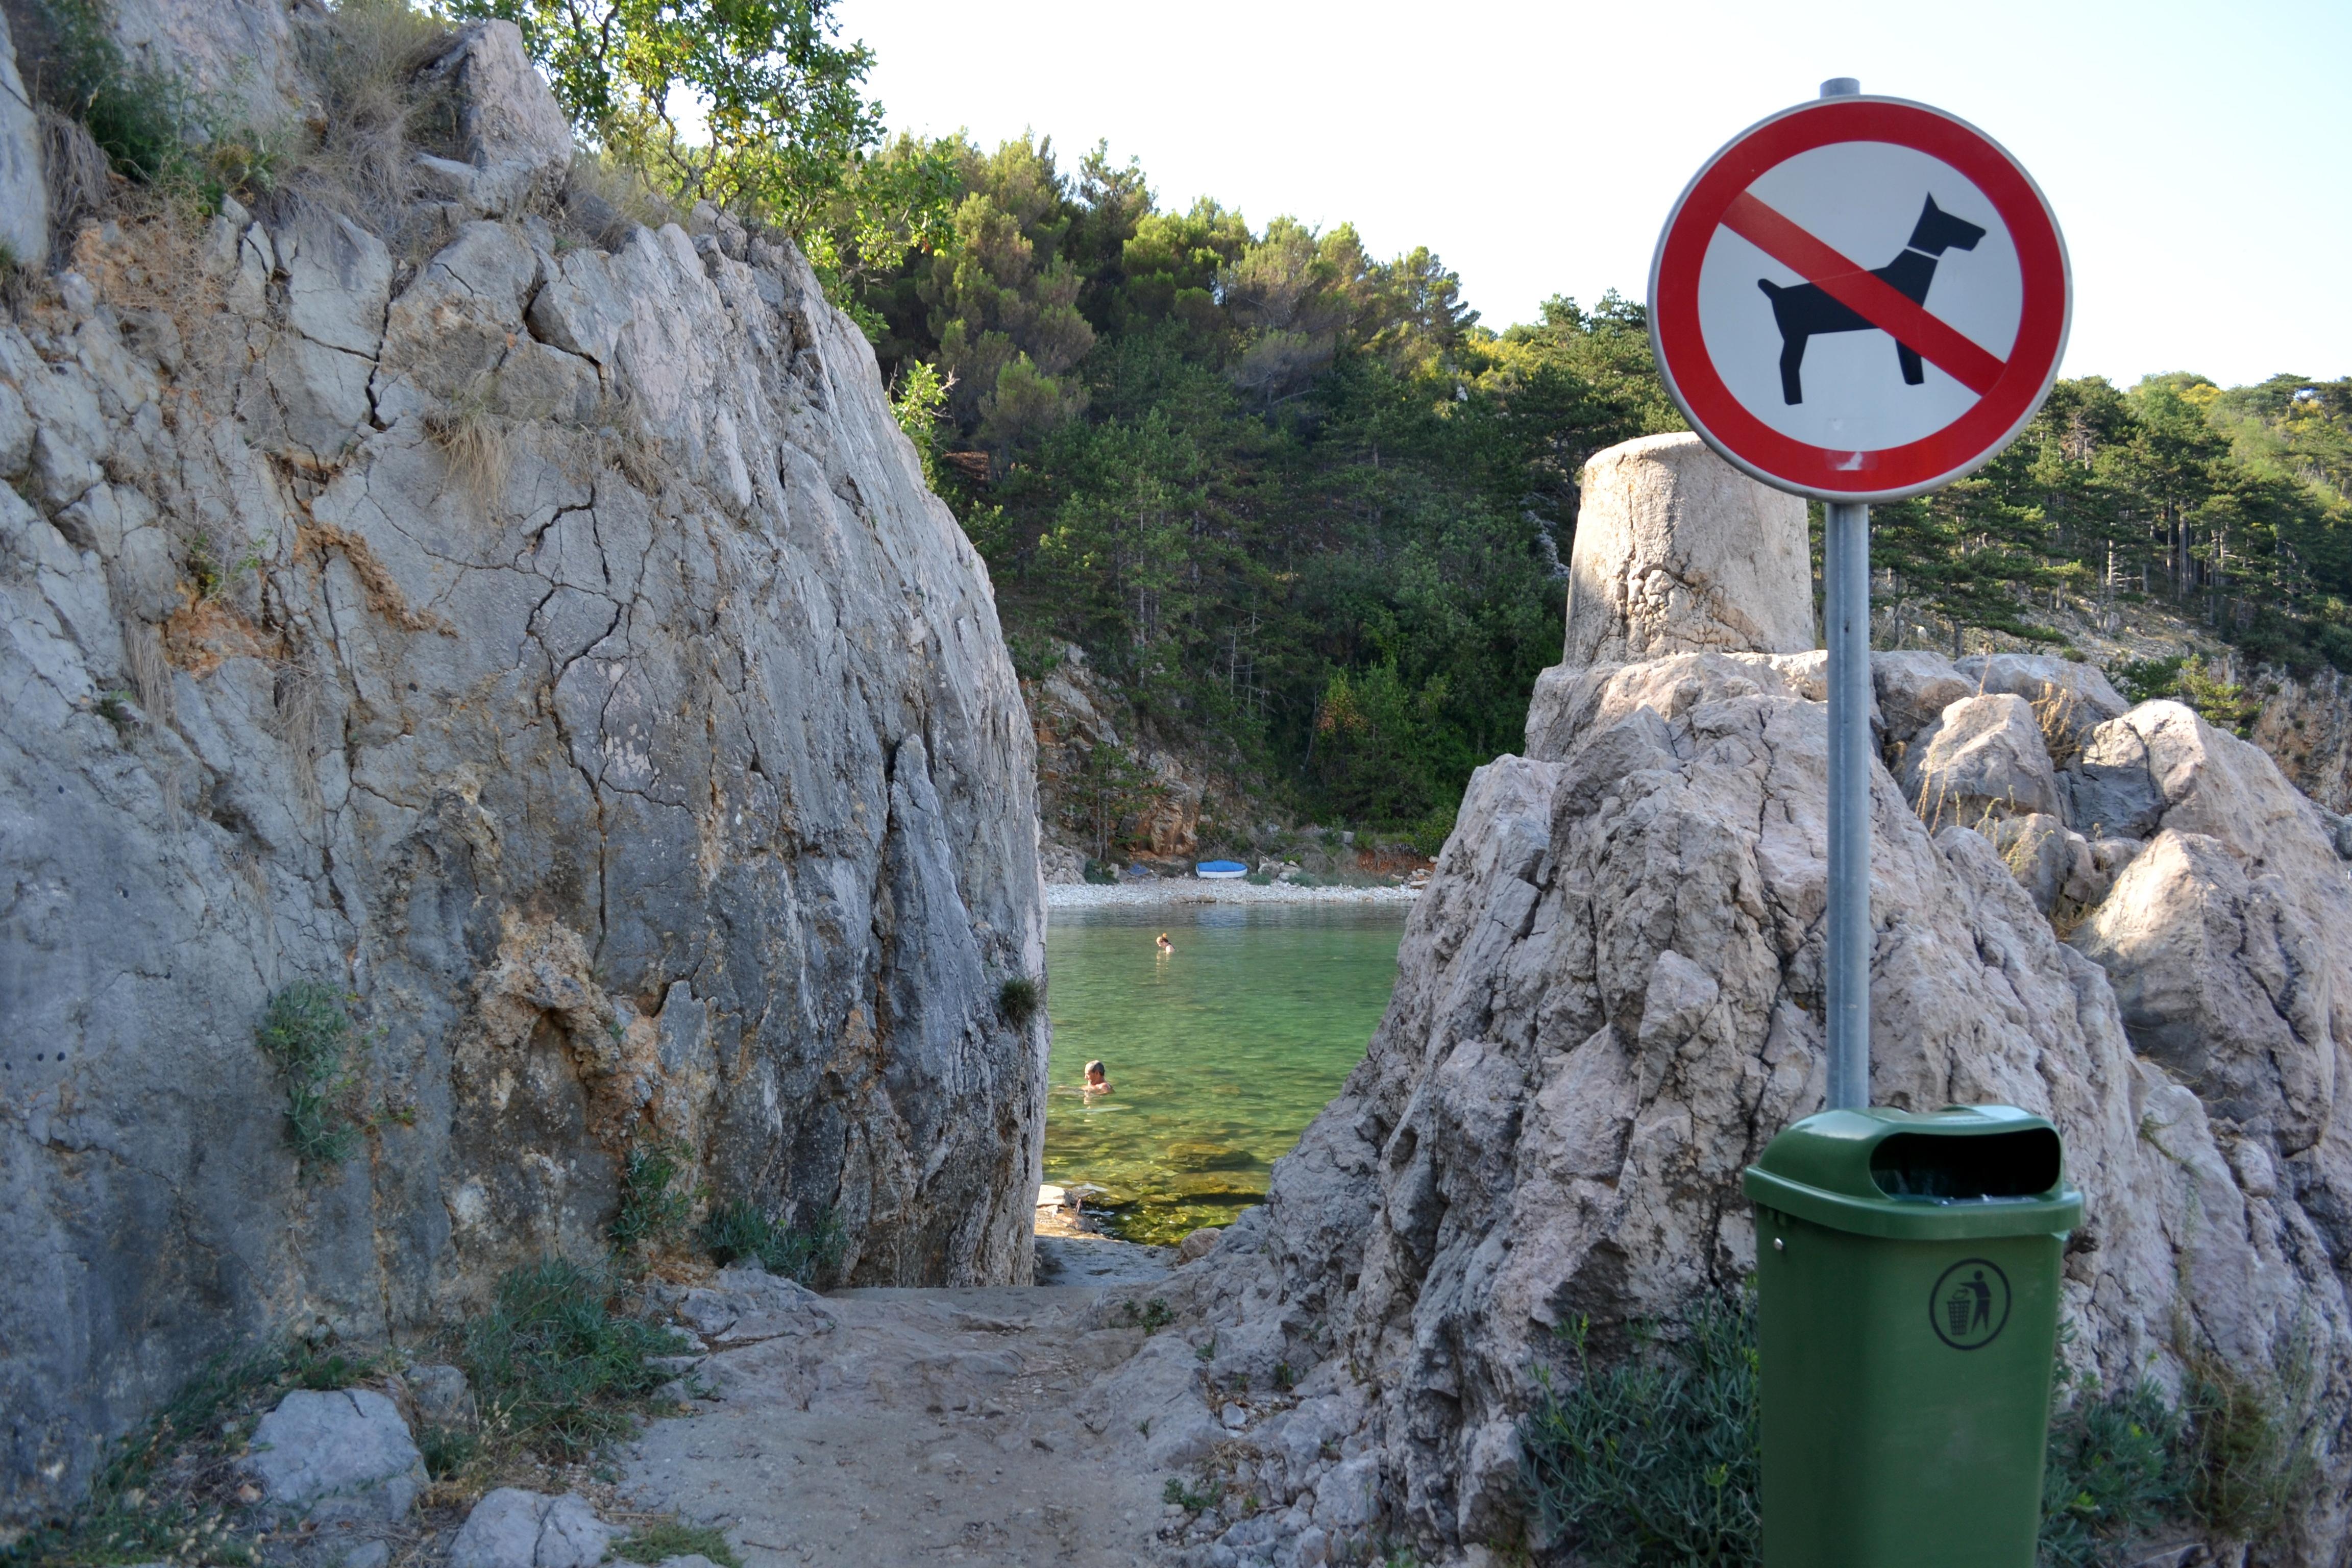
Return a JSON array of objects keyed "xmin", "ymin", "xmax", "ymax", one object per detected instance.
[
  {"xmin": 608, "ymin": 1517, "xmax": 743, "ymax": 1568},
  {"xmin": 461, "ymin": 1257, "xmax": 683, "ymax": 1460},
  {"xmin": 610, "ymin": 1138, "xmax": 696, "ymax": 1255},
  {"xmin": 699, "ymin": 1200, "xmax": 844, "ymax": 1286},
  {"xmin": 2180, "ymin": 1345, "xmax": 2318, "ymax": 1544},
  {"xmin": 253, "ymin": 982, "xmax": 362, "ymax": 1169},
  {"xmin": 415, "ymin": 1421, "xmax": 479, "ymax": 1481},
  {"xmin": 1162, "ymin": 1476, "xmax": 1222, "ymax": 1512},
  {"xmin": 997, "ymin": 975, "xmax": 1041, "ymax": 1027}
]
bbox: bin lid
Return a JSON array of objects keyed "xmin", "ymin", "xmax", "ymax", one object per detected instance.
[{"xmin": 1743, "ymin": 1105, "xmax": 2084, "ymax": 1241}]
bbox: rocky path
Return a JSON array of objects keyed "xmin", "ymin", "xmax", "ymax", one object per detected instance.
[{"xmin": 619, "ymin": 1240, "xmax": 1179, "ymax": 1567}]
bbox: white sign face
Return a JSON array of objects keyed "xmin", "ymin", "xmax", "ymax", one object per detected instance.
[
  {"xmin": 1649, "ymin": 96, "xmax": 2071, "ymax": 502},
  {"xmin": 1696, "ymin": 142, "xmax": 2022, "ymax": 453}
]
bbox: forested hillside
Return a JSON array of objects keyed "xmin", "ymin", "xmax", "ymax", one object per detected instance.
[{"xmin": 827, "ymin": 136, "xmax": 1678, "ymax": 848}]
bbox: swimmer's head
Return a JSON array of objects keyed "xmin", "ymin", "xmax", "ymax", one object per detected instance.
[{"xmin": 1084, "ymin": 1059, "xmax": 1107, "ymax": 1081}]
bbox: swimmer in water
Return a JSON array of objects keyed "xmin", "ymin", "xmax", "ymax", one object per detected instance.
[
  {"xmin": 1083, "ymin": 1059, "xmax": 1112, "ymax": 1094},
  {"xmin": 1156, "ymin": 931, "xmax": 1174, "ymax": 954}
]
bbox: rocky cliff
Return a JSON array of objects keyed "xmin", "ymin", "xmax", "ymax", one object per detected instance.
[
  {"xmin": 1131, "ymin": 436, "xmax": 2352, "ymax": 1565},
  {"xmin": 0, "ymin": 12, "xmax": 1044, "ymax": 1529}
]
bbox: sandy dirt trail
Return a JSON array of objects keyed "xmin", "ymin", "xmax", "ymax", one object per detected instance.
[{"xmin": 619, "ymin": 1237, "xmax": 1177, "ymax": 1567}]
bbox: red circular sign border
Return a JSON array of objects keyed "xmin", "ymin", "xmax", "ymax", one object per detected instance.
[{"xmin": 1648, "ymin": 96, "xmax": 2071, "ymax": 502}]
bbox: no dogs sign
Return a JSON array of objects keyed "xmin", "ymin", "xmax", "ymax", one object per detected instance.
[{"xmin": 1649, "ymin": 95, "xmax": 2070, "ymax": 501}]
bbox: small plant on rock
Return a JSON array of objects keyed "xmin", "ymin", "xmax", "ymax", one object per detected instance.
[
  {"xmin": 1519, "ymin": 1292, "xmax": 1759, "ymax": 1568},
  {"xmin": 2039, "ymin": 1375, "xmax": 2187, "ymax": 1568},
  {"xmin": 1162, "ymin": 1475, "xmax": 1221, "ymax": 1512},
  {"xmin": 699, "ymin": 1199, "xmax": 845, "ymax": 1286},
  {"xmin": 2181, "ymin": 1341, "xmax": 2318, "ymax": 1545},
  {"xmin": 610, "ymin": 1517, "xmax": 743, "ymax": 1568},
  {"xmin": 1116, "ymin": 1296, "xmax": 1174, "ymax": 1334},
  {"xmin": 461, "ymin": 1256, "xmax": 681, "ymax": 1460},
  {"xmin": 254, "ymin": 982, "xmax": 362, "ymax": 1170},
  {"xmin": 997, "ymin": 974, "xmax": 1041, "ymax": 1026},
  {"xmin": 610, "ymin": 1135, "xmax": 696, "ymax": 1256}
]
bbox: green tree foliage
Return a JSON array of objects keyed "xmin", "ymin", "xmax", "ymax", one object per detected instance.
[
  {"xmin": 1871, "ymin": 373, "xmax": 2352, "ymax": 670},
  {"xmin": 451, "ymin": 0, "xmax": 955, "ymax": 306},
  {"xmin": 853, "ymin": 136, "xmax": 1684, "ymax": 840}
]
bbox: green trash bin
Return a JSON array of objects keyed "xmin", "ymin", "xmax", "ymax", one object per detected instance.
[{"xmin": 1744, "ymin": 1104, "xmax": 2084, "ymax": 1568}]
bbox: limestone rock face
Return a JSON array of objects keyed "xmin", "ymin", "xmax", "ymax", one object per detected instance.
[
  {"xmin": 106, "ymin": 0, "xmax": 303, "ymax": 130},
  {"xmin": 1871, "ymin": 648, "xmax": 1974, "ymax": 747},
  {"xmin": 1559, "ymin": 433, "xmax": 1814, "ymax": 667},
  {"xmin": 0, "ymin": 8, "xmax": 43, "ymax": 266},
  {"xmin": 2251, "ymin": 663, "xmax": 2352, "ymax": 815},
  {"xmin": 0, "ymin": 127, "xmax": 1042, "ymax": 1534},
  {"xmin": 1167, "ymin": 600, "xmax": 2352, "ymax": 1557}
]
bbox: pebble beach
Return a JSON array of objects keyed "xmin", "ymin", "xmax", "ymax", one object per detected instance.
[{"xmin": 1044, "ymin": 878, "xmax": 1420, "ymax": 908}]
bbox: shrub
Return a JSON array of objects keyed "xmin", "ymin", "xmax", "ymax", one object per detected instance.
[
  {"xmin": 699, "ymin": 1199, "xmax": 844, "ymax": 1286},
  {"xmin": 2181, "ymin": 1344, "xmax": 2318, "ymax": 1544},
  {"xmin": 253, "ymin": 982, "xmax": 361, "ymax": 1170},
  {"xmin": 13, "ymin": 0, "xmax": 207, "ymax": 183},
  {"xmin": 610, "ymin": 1137, "xmax": 695, "ymax": 1255},
  {"xmin": 2039, "ymin": 1379, "xmax": 2187, "ymax": 1567},
  {"xmin": 1520, "ymin": 1293, "xmax": 1759, "ymax": 1568},
  {"xmin": 1522, "ymin": 1288, "xmax": 2317, "ymax": 1568},
  {"xmin": 610, "ymin": 1518, "xmax": 742, "ymax": 1568},
  {"xmin": 461, "ymin": 1257, "xmax": 680, "ymax": 1459},
  {"xmin": 997, "ymin": 975, "xmax": 1040, "ymax": 1027}
]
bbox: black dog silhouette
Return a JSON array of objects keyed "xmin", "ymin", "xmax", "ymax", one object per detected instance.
[{"xmin": 1756, "ymin": 195, "xmax": 1987, "ymax": 404}]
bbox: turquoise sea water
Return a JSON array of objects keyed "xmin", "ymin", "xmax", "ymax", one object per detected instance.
[{"xmin": 1043, "ymin": 902, "xmax": 1407, "ymax": 1243}]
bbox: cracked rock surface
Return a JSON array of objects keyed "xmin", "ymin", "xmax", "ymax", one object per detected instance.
[{"xmin": 0, "ymin": 36, "xmax": 1042, "ymax": 1526}]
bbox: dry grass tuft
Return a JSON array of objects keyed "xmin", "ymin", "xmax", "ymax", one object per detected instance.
[
  {"xmin": 274, "ymin": 0, "xmax": 454, "ymax": 256},
  {"xmin": 39, "ymin": 108, "xmax": 114, "ymax": 254},
  {"xmin": 426, "ymin": 375, "xmax": 511, "ymax": 509},
  {"xmin": 2030, "ymin": 680, "xmax": 2087, "ymax": 771}
]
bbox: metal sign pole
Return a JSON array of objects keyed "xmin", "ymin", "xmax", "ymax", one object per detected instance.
[
  {"xmin": 1824, "ymin": 498, "xmax": 1871, "ymax": 1111},
  {"xmin": 1814, "ymin": 75, "xmax": 1871, "ymax": 1115}
]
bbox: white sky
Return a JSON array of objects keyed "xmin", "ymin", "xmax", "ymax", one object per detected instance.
[{"xmin": 836, "ymin": 0, "xmax": 2350, "ymax": 390}]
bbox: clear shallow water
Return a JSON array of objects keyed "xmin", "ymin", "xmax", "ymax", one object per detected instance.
[{"xmin": 1043, "ymin": 903, "xmax": 1407, "ymax": 1244}]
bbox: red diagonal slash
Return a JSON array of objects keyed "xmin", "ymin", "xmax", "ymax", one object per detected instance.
[{"xmin": 1722, "ymin": 190, "xmax": 2007, "ymax": 397}]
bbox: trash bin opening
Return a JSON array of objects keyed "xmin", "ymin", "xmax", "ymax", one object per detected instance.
[{"xmin": 1869, "ymin": 1128, "xmax": 2061, "ymax": 1201}]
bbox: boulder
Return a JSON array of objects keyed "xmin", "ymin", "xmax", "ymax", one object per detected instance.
[
  {"xmin": 390, "ymin": 1363, "xmax": 475, "ymax": 1430},
  {"xmin": 107, "ymin": 0, "xmax": 302, "ymax": 129},
  {"xmin": 1980, "ymin": 811, "xmax": 2085, "ymax": 916},
  {"xmin": 1899, "ymin": 692, "xmax": 2062, "ymax": 825},
  {"xmin": 409, "ymin": 21, "xmax": 575, "ymax": 218},
  {"xmin": 448, "ymin": 1489, "xmax": 615, "ymax": 1568},
  {"xmin": 1954, "ymin": 653, "xmax": 2127, "ymax": 760},
  {"xmin": 1177, "ymin": 1227, "xmax": 1224, "ymax": 1264},
  {"xmin": 1871, "ymin": 649, "xmax": 1973, "ymax": 747},
  {"xmin": 1559, "ymin": 433, "xmax": 1814, "ymax": 667},
  {"xmin": 240, "ymin": 1389, "xmax": 425, "ymax": 1527},
  {"xmin": 2072, "ymin": 830, "xmax": 2334, "ymax": 1149}
]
